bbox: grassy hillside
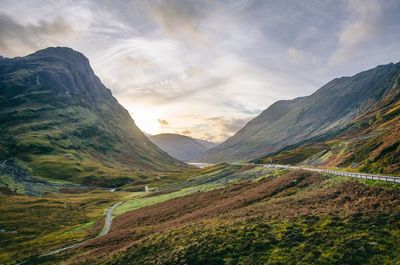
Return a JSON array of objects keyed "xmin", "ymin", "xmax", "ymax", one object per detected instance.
[
  {"xmin": 0, "ymin": 47, "xmax": 186, "ymax": 190},
  {"xmin": 0, "ymin": 164, "xmax": 273, "ymax": 264},
  {"xmin": 28, "ymin": 168, "xmax": 400, "ymax": 265},
  {"xmin": 0, "ymin": 189, "xmax": 126, "ymax": 263},
  {"xmin": 202, "ymin": 62, "xmax": 400, "ymax": 163},
  {"xmin": 255, "ymin": 89, "xmax": 400, "ymax": 176}
]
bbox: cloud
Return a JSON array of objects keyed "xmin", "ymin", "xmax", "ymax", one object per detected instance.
[
  {"xmin": 157, "ymin": 119, "xmax": 169, "ymax": 126},
  {"xmin": 146, "ymin": 0, "xmax": 209, "ymax": 45},
  {"xmin": 287, "ymin": 47, "xmax": 321, "ymax": 65},
  {"xmin": 0, "ymin": 0, "xmax": 399, "ymax": 142},
  {"xmin": 180, "ymin": 129, "xmax": 192, "ymax": 135},
  {"xmin": 207, "ymin": 117, "xmax": 252, "ymax": 132},
  {"xmin": 205, "ymin": 116, "xmax": 254, "ymax": 142},
  {"xmin": 0, "ymin": 13, "xmax": 75, "ymax": 57},
  {"xmin": 329, "ymin": 0, "xmax": 382, "ymax": 65},
  {"xmin": 201, "ymin": 132, "xmax": 218, "ymax": 142}
]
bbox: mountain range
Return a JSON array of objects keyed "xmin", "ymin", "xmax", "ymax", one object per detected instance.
[
  {"xmin": 149, "ymin": 133, "xmax": 217, "ymax": 162},
  {"xmin": 1, "ymin": 47, "xmax": 400, "ymax": 265},
  {"xmin": 200, "ymin": 62, "xmax": 400, "ymax": 170},
  {"xmin": 0, "ymin": 47, "xmax": 185, "ymax": 188}
]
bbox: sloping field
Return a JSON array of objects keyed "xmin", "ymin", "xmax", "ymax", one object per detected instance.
[{"xmin": 49, "ymin": 170, "xmax": 400, "ymax": 265}]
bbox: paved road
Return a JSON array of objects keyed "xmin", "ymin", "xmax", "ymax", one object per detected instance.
[{"xmin": 260, "ymin": 164, "xmax": 400, "ymax": 184}]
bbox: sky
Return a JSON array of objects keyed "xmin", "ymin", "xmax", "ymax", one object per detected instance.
[{"xmin": 0, "ymin": 0, "xmax": 399, "ymax": 142}]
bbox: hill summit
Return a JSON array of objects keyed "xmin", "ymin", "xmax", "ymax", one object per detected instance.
[{"xmin": 0, "ymin": 47, "xmax": 185, "ymax": 187}]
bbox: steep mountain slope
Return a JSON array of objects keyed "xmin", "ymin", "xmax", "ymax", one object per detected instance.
[
  {"xmin": 255, "ymin": 83, "xmax": 400, "ymax": 175},
  {"xmin": 149, "ymin": 133, "xmax": 217, "ymax": 162},
  {"xmin": 194, "ymin": 138, "xmax": 218, "ymax": 150},
  {"xmin": 201, "ymin": 62, "xmax": 400, "ymax": 163},
  {"xmin": 0, "ymin": 47, "xmax": 185, "ymax": 188}
]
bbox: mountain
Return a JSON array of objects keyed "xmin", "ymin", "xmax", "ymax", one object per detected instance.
[
  {"xmin": 201, "ymin": 62, "xmax": 400, "ymax": 163},
  {"xmin": 254, "ymin": 82, "xmax": 400, "ymax": 175},
  {"xmin": 149, "ymin": 133, "xmax": 217, "ymax": 162},
  {"xmin": 194, "ymin": 138, "xmax": 218, "ymax": 150},
  {"xmin": 0, "ymin": 47, "xmax": 185, "ymax": 188}
]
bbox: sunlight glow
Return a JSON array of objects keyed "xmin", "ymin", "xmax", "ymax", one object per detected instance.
[{"xmin": 128, "ymin": 107, "xmax": 160, "ymax": 135}]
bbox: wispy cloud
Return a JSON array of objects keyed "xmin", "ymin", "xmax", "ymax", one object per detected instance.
[
  {"xmin": 0, "ymin": 13, "xmax": 75, "ymax": 56},
  {"xmin": 287, "ymin": 47, "xmax": 321, "ymax": 66},
  {"xmin": 146, "ymin": 0, "xmax": 210, "ymax": 46},
  {"xmin": 0, "ymin": 0, "xmax": 399, "ymax": 141},
  {"xmin": 188, "ymin": 116, "xmax": 254, "ymax": 142},
  {"xmin": 329, "ymin": 0, "xmax": 382, "ymax": 65},
  {"xmin": 157, "ymin": 119, "xmax": 169, "ymax": 126}
]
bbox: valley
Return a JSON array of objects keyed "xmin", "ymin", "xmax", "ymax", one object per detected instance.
[
  {"xmin": 1, "ymin": 47, "xmax": 400, "ymax": 265},
  {"xmin": 5, "ymin": 164, "xmax": 399, "ymax": 265},
  {"xmin": 2, "ymin": 162, "xmax": 400, "ymax": 264}
]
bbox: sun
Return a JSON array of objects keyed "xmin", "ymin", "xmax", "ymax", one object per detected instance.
[{"xmin": 128, "ymin": 107, "xmax": 160, "ymax": 135}]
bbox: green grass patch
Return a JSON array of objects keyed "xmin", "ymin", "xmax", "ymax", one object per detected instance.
[
  {"xmin": 111, "ymin": 214, "xmax": 400, "ymax": 265},
  {"xmin": 0, "ymin": 190, "xmax": 127, "ymax": 264}
]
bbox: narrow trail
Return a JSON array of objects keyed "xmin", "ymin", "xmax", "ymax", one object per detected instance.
[
  {"xmin": 46, "ymin": 201, "xmax": 123, "ymax": 255},
  {"xmin": 97, "ymin": 202, "xmax": 123, "ymax": 237},
  {"xmin": 16, "ymin": 201, "xmax": 122, "ymax": 264}
]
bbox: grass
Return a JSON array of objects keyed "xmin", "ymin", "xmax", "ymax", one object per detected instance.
[
  {"xmin": 0, "ymin": 164, "xmax": 259, "ymax": 263},
  {"xmin": 58, "ymin": 169, "xmax": 400, "ymax": 265},
  {"xmin": 1, "ymin": 95, "xmax": 187, "ymax": 189},
  {"xmin": 114, "ymin": 164, "xmax": 398, "ymax": 217},
  {"xmin": 2, "ymin": 166, "xmax": 400, "ymax": 264},
  {"xmin": 256, "ymin": 144, "xmax": 329, "ymax": 165},
  {"xmin": 114, "ymin": 189, "xmax": 194, "ymax": 216},
  {"xmin": 114, "ymin": 164, "xmax": 280, "ymax": 216},
  {"xmin": 109, "ymin": 214, "xmax": 400, "ymax": 265},
  {"xmin": 0, "ymin": 189, "xmax": 127, "ymax": 264}
]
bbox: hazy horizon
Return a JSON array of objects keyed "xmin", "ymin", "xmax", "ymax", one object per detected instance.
[{"xmin": 1, "ymin": 0, "xmax": 399, "ymax": 142}]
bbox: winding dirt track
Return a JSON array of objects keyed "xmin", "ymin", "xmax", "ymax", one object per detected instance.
[
  {"xmin": 16, "ymin": 201, "xmax": 122, "ymax": 264},
  {"xmin": 98, "ymin": 202, "xmax": 123, "ymax": 237}
]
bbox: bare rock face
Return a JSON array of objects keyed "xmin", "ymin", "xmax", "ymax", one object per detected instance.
[{"xmin": 0, "ymin": 47, "xmax": 113, "ymax": 105}]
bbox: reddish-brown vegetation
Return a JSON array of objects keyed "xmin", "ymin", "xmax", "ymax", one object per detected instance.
[{"xmin": 63, "ymin": 170, "xmax": 400, "ymax": 264}]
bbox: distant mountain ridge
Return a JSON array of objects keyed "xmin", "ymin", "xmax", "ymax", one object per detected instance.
[
  {"xmin": 149, "ymin": 133, "xmax": 217, "ymax": 162},
  {"xmin": 200, "ymin": 62, "xmax": 400, "ymax": 163},
  {"xmin": 0, "ymin": 47, "xmax": 185, "ymax": 188}
]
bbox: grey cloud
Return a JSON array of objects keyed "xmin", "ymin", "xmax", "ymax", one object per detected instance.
[
  {"xmin": 207, "ymin": 116, "xmax": 254, "ymax": 136},
  {"xmin": 157, "ymin": 119, "xmax": 169, "ymax": 125},
  {"xmin": 115, "ymin": 74, "xmax": 232, "ymax": 106},
  {"xmin": 146, "ymin": 0, "xmax": 210, "ymax": 44},
  {"xmin": 329, "ymin": 0, "xmax": 382, "ymax": 66},
  {"xmin": 201, "ymin": 132, "xmax": 218, "ymax": 142},
  {"xmin": 1, "ymin": 0, "xmax": 399, "ymax": 142},
  {"xmin": 0, "ymin": 13, "xmax": 74, "ymax": 57},
  {"xmin": 180, "ymin": 129, "xmax": 192, "ymax": 135},
  {"xmin": 222, "ymin": 101, "xmax": 263, "ymax": 116}
]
